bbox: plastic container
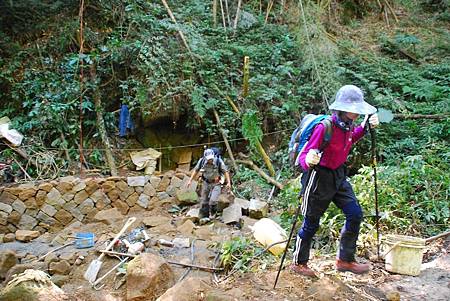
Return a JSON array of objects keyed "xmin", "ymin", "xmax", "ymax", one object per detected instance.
[
  {"xmin": 75, "ymin": 232, "xmax": 95, "ymax": 249},
  {"xmin": 384, "ymin": 234, "xmax": 426, "ymax": 276},
  {"xmin": 250, "ymin": 218, "xmax": 287, "ymax": 256}
]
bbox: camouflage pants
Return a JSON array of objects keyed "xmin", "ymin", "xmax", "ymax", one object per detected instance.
[{"xmin": 200, "ymin": 181, "xmax": 222, "ymax": 207}]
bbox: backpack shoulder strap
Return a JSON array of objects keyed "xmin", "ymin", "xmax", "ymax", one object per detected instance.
[{"xmin": 318, "ymin": 117, "xmax": 334, "ymax": 152}]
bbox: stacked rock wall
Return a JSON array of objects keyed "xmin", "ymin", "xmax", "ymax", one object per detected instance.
[{"xmin": 0, "ymin": 170, "xmax": 192, "ymax": 235}]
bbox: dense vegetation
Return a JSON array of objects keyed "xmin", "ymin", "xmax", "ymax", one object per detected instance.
[{"xmin": 1, "ymin": 0, "xmax": 448, "ymax": 253}]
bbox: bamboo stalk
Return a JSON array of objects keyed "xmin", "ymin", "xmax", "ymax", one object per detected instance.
[
  {"xmin": 160, "ymin": 0, "xmax": 192, "ymax": 54},
  {"xmin": 384, "ymin": 0, "xmax": 398, "ymax": 23},
  {"xmin": 233, "ymin": 0, "xmax": 242, "ymax": 31},
  {"xmin": 213, "ymin": 109, "xmax": 237, "ymax": 170},
  {"xmin": 224, "ymin": 0, "xmax": 231, "ymax": 26},
  {"xmin": 264, "ymin": 0, "xmax": 274, "ymax": 25},
  {"xmin": 242, "ymin": 56, "xmax": 250, "ymax": 98},
  {"xmin": 235, "ymin": 159, "xmax": 282, "ymax": 189},
  {"xmin": 219, "ymin": 0, "xmax": 227, "ymax": 29},
  {"xmin": 212, "ymin": 0, "xmax": 217, "ymax": 27}
]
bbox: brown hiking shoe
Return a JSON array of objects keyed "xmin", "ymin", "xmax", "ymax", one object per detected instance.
[
  {"xmin": 289, "ymin": 263, "xmax": 316, "ymax": 277},
  {"xmin": 336, "ymin": 259, "xmax": 370, "ymax": 274}
]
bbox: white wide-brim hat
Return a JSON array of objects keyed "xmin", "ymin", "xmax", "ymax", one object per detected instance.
[{"xmin": 329, "ymin": 85, "xmax": 377, "ymax": 115}]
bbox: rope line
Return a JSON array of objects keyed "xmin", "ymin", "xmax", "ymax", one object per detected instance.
[{"xmin": 0, "ymin": 127, "xmax": 296, "ymax": 152}]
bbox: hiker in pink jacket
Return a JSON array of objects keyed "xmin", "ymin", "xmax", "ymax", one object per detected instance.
[{"xmin": 291, "ymin": 85, "xmax": 379, "ymax": 277}]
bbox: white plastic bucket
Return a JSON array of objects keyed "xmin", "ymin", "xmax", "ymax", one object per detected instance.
[
  {"xmin": 384, "ymin": 234, "xmax": 426, "ymax": 276},
  {"xmin": 250, "ymin": 218, "xmax": 287, "ymax": 256}
]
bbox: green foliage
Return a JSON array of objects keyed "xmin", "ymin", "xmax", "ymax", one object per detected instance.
[
  {"xmin": 241, "ymin": 110, "xmax": 263, "ymax": 151},
  {"xmin": 353, "ymin": 151, "xmax": 449, "ymax": 236},
  {"xmin": 220, "ymin": 237, "xmax": 259, "ymax": 272},
  {"xmin": 220, "ymin": 236, "xmax": 273, "ymax": 272}
]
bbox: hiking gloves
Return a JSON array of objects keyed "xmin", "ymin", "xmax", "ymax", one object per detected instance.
[
  {"xmin": 305, "ymin": 149, "xmax": 321, "ymax": 167},
  {"xmin": 368, "ymin": 113, "xmax": 379, "ymax": 128}
]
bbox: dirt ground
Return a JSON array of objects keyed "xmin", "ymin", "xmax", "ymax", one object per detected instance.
[{"xmin": 1, "ymin": 208, "xmax": 449, "ymax": 301}]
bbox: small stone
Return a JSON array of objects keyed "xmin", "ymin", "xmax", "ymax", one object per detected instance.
[
  {"xmin": 49, "ymin": 260, "xmax": 71, "ymax": 275},
  {"xmin": 11, "ymin": 199, "xmax": 26, "ymax": 214},
  {"xmin": 35, "ymin": 190, "xmax": 47, "ymax": 207},
  {"xmin": 173, "ymin": 237, "xmax": 190, "ymax": 248},
  {"xmin": 115, "ymin": 180, "xmax": 128, "ymax": 191},
  {"xmin": 112, "ymin": 200, "xmax": 129, "ymax": 215},
  {"xmin": 38, "ymin": 182, "xmax": 54, "ymax": 192},
  {"xmin": 4, "ymin": 233, "xmax": 15, "ymax": 242},
  {"xmin": 46, "ymin": 188, "xmax": 63, "ymax": 208},
  {"xmin": 128, "ymin": 176, "xmax": 147, "ymax": 187},
  {"xmin": 0, "ymin": 202, "xmax": 13, "ymax": 214},
  {"xmin": 126, "ymin": 192, "xmax": 139, "ymax": 207},
  {"xmin": 54, "ymin": 209, "xmax": 73, "ymax": 225},
  {"xmin": 18, "ymin": 187, "xmax": 37, "ymax": 201},
  {"xmin": 72, "ymin": 181, "xmax": 86, "ymax": 193},
  {"xmin": 234, "ymin": 198, "xmax": 250, "ymax": 215},
  {"xmin": 101, "ymin": 181, "xmax": 115, "ymax": 192},
  {"xmin": 185, "ymin": 208, "xmax": 200, "ymax": 223},
  {"xmin": 222, "ymin": 204, "xmax": 242, "ymax": 224},
  {"xmin": 7, "ymin": 210, "xmax": 21, "ymax": 225},
  {"xmin": 177, "ymin": 220, "xmax": 195, "ymax": 236},
  {"xmin": 15, "ymin": 230, "xmax": 40, "ymax": 242},
  {"xmin": 137, "ymin": 194, "xmax": 150, "ymax": 209},
  {"xmin": 143, "ymin": 183, "xmax": 156, "ymax": 196},
  {"xmin": 249, "ymin": 198, "xmax": 268, "ymax": 219},
  {"xmin": 41, "ymin": 204, "xmax": 57, "ymax": 217},
  {"xmin": 18, "ymin": 214, "xmax": 38, "ymax": 230}
]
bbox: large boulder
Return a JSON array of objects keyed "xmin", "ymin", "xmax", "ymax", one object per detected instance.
[
  {"xmin": 0, "ymin": 269, "xmax": 67, "ymax": 301},
  {"xmin": 176, "ymin": 189, "xmax": 198, "ymax": 206},
  {"xmin": 93, "ymin": 208, "xmax": 124, "ymax": 225},
  {"xmin": 127, "ymin": 253, "xmax": 175, "ymax": 301},
  {"xmin": 156, "ymin": 277, "xmax": 211, "ymax": 301},
  {"xmin": 0, "ymin": 250, "xmax": 18, "ymax": 280}
]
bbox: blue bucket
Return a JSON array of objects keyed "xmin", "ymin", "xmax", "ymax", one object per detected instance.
[{"xmin": 75, "ymin": 232, "xmax": 95, "ymax": 248}]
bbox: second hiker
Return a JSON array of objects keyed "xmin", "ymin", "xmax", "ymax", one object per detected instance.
[{"xmin": 187, "ymin": 148, "xmax": 231, "ymax": 221}]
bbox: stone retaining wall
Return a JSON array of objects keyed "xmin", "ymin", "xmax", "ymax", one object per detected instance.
[{"xmin": 0, "ymin": 170, "xmax": 194, "ymax": 235}]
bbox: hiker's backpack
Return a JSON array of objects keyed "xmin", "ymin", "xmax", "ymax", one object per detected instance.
[
  {"xmin": 210, "ymin": 147, "xmax": 222, "ymax": 160},
  {"xmin": 288, "ymin": 114, "xmax": 334, "ymax": 167}
]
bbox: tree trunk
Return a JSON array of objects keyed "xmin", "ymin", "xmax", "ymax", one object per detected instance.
[{"xmin": 90, "ymin": 64, "xmax": 118, "ymax": 176}]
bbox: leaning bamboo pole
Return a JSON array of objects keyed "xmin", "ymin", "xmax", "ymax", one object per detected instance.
[{"xmin": 213, "ymin": 109, "xmax": 237, "ymax": 170}]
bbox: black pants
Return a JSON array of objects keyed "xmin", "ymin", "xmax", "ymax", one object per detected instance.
[{"xmin": 293, "ymin": 165, "xmax": 363, "ymax": 264}]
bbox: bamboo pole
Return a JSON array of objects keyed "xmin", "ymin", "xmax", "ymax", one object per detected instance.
[
  {"xmin": 160, "ymin": 0, "xmax": 192, "ymax": 54},
  {"xmin": 264, "ymin": 0, "xmax": 274, "ymax": 25},
  {"xmin": 213, "ymin": 109, "xmax": 237, "ymax": 170},
  {"xmin": 219, "ymin": 0, "xmax": 227, "ymax": 29},
  {"xmin": 224, "ymin": 0, "xmax": 231, "ymax": 26},
  {"xmin": 242, "ymin": 56, "xmax": 250, "ymax": 98},
  {"xmin": 235, "ymin": 159, "xmax": 282, "ymax": 189},
  {"xmin": 212, "ymin": 0, "xmax": 217, "ymax": 27},
  {"xmin": 233, "ymin": 0, "xmax": 242, "ymax": 31}
]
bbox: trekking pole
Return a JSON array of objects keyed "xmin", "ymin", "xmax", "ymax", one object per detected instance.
[
  {"xmin": 273, "ymin": 169, "xmax": 313, "ymax": 289},
  {"xmin": 369, "ymin": 119, "xmax": 381, "ymax": 260}
]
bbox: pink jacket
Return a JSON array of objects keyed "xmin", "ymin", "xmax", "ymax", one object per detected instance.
[{"xmin": 298, "ymin": 114, "xmax": 366, "ymax": 171}]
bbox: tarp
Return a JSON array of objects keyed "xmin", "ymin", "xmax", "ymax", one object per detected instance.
[{"xmin": 0, "ymin": 116, "xmax": 23, "ymax": 146}]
